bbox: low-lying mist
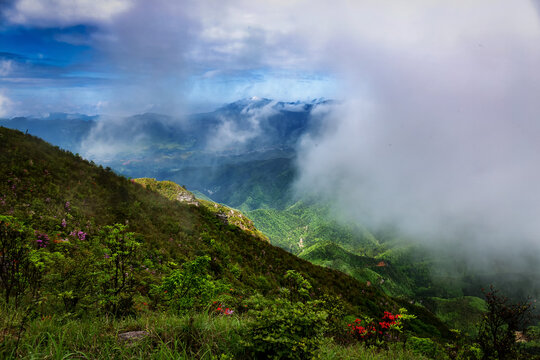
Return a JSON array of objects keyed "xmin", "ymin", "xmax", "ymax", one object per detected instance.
[{"xmin": 293, "ymin": 1, "xmax": 540, "ymax": 278}]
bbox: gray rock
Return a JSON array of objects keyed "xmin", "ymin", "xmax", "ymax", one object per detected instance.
[{"xmin": 118, "ymin": 330, "xmax": 149, "ymax": 343}]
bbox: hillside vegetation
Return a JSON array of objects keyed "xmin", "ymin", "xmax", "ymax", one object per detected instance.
[{"xmin": 0, "ymin": 127, "xmax": 455, "ymax": 358}]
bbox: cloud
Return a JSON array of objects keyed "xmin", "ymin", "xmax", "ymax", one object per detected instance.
[
  {"xmin": 0, "ymin": 90, "xmax": 13, "ymax": 117},
  {"xmin": 293, "ymin": 0, "xmax": 540, "ymax": 262},
  {"xmin": 4, "ymin": 0, "xmax": 133, "ymax": 26},
  {"xmin": 0, "ymin": 0, "xmax": 337, "ymax": 114},
  {"xmin": 207, "ymin": 100, "xmax": 278, "ymax": 152}
]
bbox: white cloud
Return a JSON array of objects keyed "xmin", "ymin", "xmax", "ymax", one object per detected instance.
[
  {"xmin": 0, "ymin": 91, "xmax": 13, "ymax": 117},
  {"xmin": 5, "ymin": 0, "xmax": 133, "ymax": 26},
  {"xmin": 207, "ymin": 100, "xmax": 278, "ymax": 152}
]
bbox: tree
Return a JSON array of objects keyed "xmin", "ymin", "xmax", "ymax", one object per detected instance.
[{"xmin": 477, "ymin": 285, "xmax": 533, "ymax": 360}]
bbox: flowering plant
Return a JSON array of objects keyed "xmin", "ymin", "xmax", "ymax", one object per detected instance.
[{"xmin": 348, "ymin": 309, "xmax": 414, "ymax": 346}]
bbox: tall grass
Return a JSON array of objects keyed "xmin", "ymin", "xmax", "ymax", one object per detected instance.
[
  {"xmin": 1, "ymin": 309, "xmax": 245, "ymax": 359},
  {"xmin": 317, "ymin": 339, "xmax": 430, "ymax": 360},
  {"xmin": 0, "ymin": 307, "xmax": 431, "ymax": 359}
]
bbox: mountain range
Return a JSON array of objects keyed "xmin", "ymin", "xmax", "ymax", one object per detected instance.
[{"xmin": 2, "ymin": 99, "xmax": 538, "ymax": 331}]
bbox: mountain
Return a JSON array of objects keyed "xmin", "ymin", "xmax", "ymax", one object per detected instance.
[
  {"xmin": 1, "ymin": 99, "xmax": 331, "ymax": 212},
  {"xmin": 4, "ymin": 101, "xmax": 531, "ymax": 321},
  {"xmin": 0, "ymin": 126, "xmax": 450, "ymax": 336},
  {"xmin": 0, "ymin": 113, "xmax": 97, "ymax": 152},
  {"xmin": 0, "ymin": 126, "xmax": 463, "ymax": 358}
]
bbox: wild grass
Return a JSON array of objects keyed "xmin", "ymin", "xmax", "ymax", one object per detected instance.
[
  {"xmin": 0, "ymin": 308, "xmax": 432, "ymax": 359},
  {"xmin": 318, "ymin": 339, "xmax": 429, "ymax": 360},
  {"xmin": 1, "ymin": 309, "xmax": 246, "ymax": 359}
]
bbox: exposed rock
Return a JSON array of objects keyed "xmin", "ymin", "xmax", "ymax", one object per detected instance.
[
  {"xmin": 176, "ymin": 191, "xmax": 199, "ymax": 206},
  {"xmin": 216, "ymin": 212, "xmax": 229, "ymax": 224},
  {"xmin": 118, "ymin": 330, "xmax": 149, "ymax": 343}
]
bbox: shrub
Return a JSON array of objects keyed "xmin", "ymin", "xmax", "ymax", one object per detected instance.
[
  {"xmin": 407, "ymin": 336, "xmax": 439, "ymax": 358},
  {"xmin": 477, "ymin": 285, "xmax": 533, "ymax": 360},
  {"xmin": 242, "ymin": 271, "xmax": 328, "ymax": 359},
  {"xmin": 96, "ymin": 224, "xmax": 141, "ymax": 315},
  {"xmin": 348, "ymin": 308, "xmax": 416, "ymax": 348},
  {"xmin": 0, "ymin": 215, "xmax": 41, "ymax": 307},
  {"xmin": 158, "ymin": 255, "xmax": 229, "ymax": 313}
]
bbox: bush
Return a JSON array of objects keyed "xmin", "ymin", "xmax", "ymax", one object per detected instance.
[
  {"xmin": 0, "ymin": 215, "xmax": 41, "ymax": 307},
  {"xmin": 477, "ymin": 285, "xmax": 533, "ymax": 360},
  {"xmin": 96, "ymin": 224, "xmax": 141, "ymax": 315},
  {"xmin": 242, "ymin": 271, "xmax": 328, "ymax": 359},
  {"xmin": 158, "ymin": 255, "xmax": 229, "ymax": 314},
  {"xmin": 407, "ymin": 336, "xmax": 440, "ymax": 358},
  {"xmin": 348, "ymin": 308, "xmax": 416, "ymax": 347}
]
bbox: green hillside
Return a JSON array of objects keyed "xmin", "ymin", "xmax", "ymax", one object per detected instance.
[
  {"xmin": 133, "ymin": 177, "xmax": 269, "ymax": 241},
  {"xmin": 169, "ymin": 156, "xmax": 297, "ymax": 212},
  {"xmin": 423, "ymin": 297, "xmax": 487, "ymax": 338},
  {"xmin": 0, "ymin": 127, "xmax": 452, "ymax": 358},
  {"xmin": 300, "ymin": 241, "xmax": 415, "ymax": 298},
  {"xmin": 248, "ymin": 199, "xmax": 379, "ymax": 255}
]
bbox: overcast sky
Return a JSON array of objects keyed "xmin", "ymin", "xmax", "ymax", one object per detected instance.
[{"xmin": 3, "ymin": 0, "xmax": 540, "ymax": 261}]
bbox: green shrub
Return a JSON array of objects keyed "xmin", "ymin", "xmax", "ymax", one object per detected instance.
[
  {"xmin": 0, "ymin": 215, "xmax": 41, "ymax": 307},
  {"xmin": 96, "ymin": 224, "xmax": 141, "ymax": 315},
  {"xmin": 158, "ymin": 255, "xmax": 228, "ymax": 314},
  {"xmin": 407, "ymin": 336, "xmax": 439, "ymax": 358},
  {"xmin": 242, "ymin": 296, "xmax": 327, "ymax": 359},
  {"xmin": 242, "ymin": 271, "xmax": 328, "ymax": 360}
]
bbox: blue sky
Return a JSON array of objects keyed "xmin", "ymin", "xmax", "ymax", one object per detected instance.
[{"xmin": 0, "ymin": 1, "xmax": 337, "ymax": 116}]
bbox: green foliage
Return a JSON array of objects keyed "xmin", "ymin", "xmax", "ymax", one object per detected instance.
[
  {"xmin": 477, "ymin": 286, "xmax": 534, "ymax": 360},
  {"xmin": 97, "ymin": 224, "xmax": 141, "ymax": 315},
  {"xmin": 424, "ymin": 296, "xmax": 487, "ymax": 337},
  {"xmin": 243, "ymin": 296, "xmax": 328, "ymax": 359},
  {"xmin": 317, "ymin": 293, "xmax": 348, "ymax": 341},
  {"xmin": 282, "ymin": 269, "xmax": 312, "ymax": 303},
  {"xmin": 242, "ymin": 272, "xmax": 328, "ymax": 360},
  {"xmin": 158, "ymin": 255, "xmax": 228, "ymax": 313},
  {"xmin": 0, "ymin": 127, "xmax": 455, "ymax": 357},
  {"xmin": 317, "ymin": 340, "xmax": 431, "ymax": 359},
  {"xmin": 407, "ymin": 337, "xmax": 442, "ymax": 359},
  {"xmin": 300, "ymin": 241, "xmax": 415, "ymax": 297},
  {"xmin": 135, "ymin": 177, "xmax": 269, "ymax": 241},
  {"xmin": 248, "ymin": 200, "xmax": 379, "ymax": 255},
  {"xmin": 0, "ymin": 215, "xmax": 41, "ymax": 307},
  {"xmin": 0, "ymin": 309, "xmax": 246, "ymax": 359}
]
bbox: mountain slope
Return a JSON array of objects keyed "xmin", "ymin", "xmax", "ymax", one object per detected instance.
[
  {"xmin": 248, "ymin": 199, "xmax": 380, "ymax": 253},
  {"xmin": 299, "ymin": 241, "xmax": 415, "ymax": 298},
  {"xmin": 0, "ymin": 126, "xmax": 450, "ymax": 339},
  {"xmin": 133, "ymin": 177, "xmax": 268, "ymax": 240}
]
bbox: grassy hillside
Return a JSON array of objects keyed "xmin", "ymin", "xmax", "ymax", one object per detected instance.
[
  {"xmin": 423, "ymin": 297, "xmax": 487, "ymax": 337},
  {"xmin": 133, "ymin": 177, "xmax": 269, "ymax": 241},
  {"xmin": 169, "ymin": 156, "xmax": 297, "ymax": 212},
  {"xmin": 248, "ymin": 200, "xmax": 380, "ymax": 254},
  {"xmin": 300, "ymin": 241, "xmax": 415, "ymax": 298},
  {"xmin": 0, "ymin": 127, "xmax": 390, "ymax": 314},
  {"xmin": 0, "ymin": 127, "xmax": 452, "ymax": 358}
]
